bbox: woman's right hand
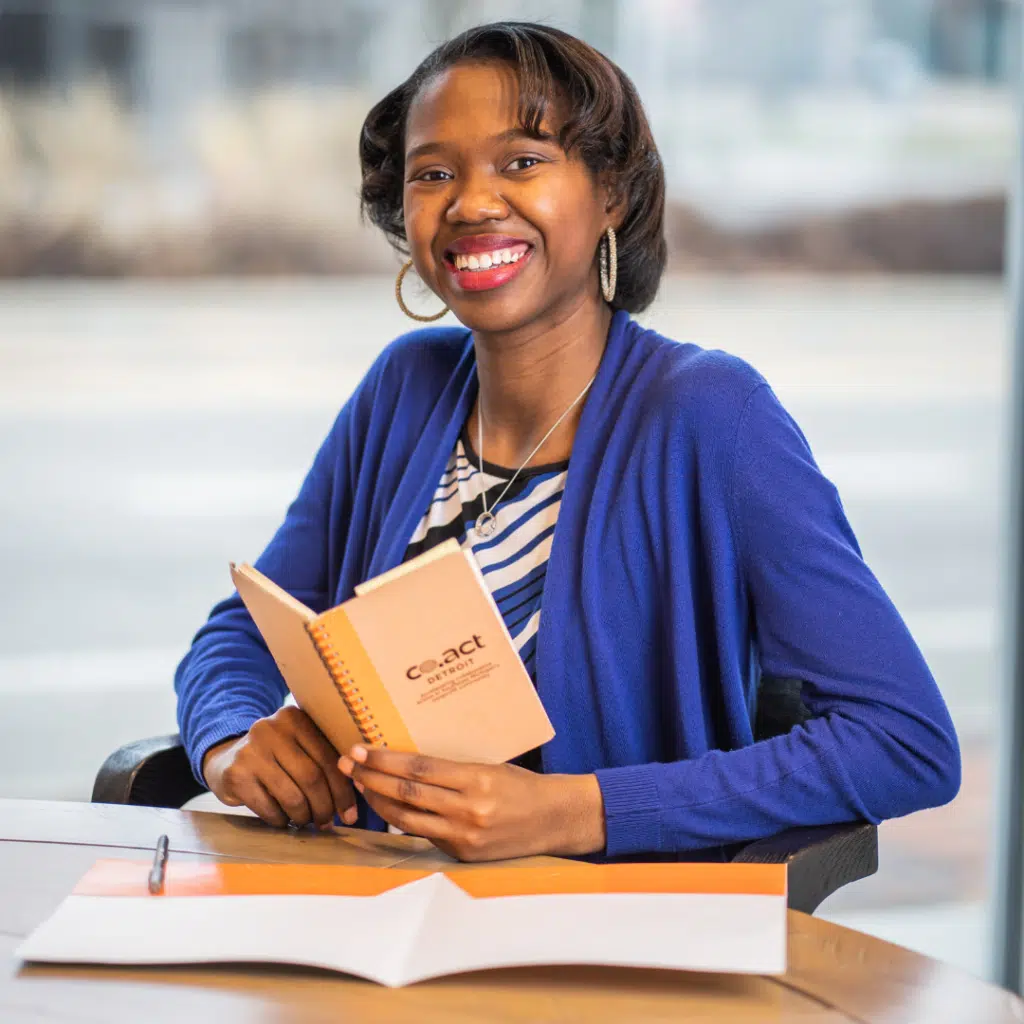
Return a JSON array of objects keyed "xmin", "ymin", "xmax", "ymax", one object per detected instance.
[{"xmin": 202, "ymin": 706, "xmax": 358, "ymax": 829}]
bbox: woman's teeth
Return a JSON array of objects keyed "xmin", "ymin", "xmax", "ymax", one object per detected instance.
[{"xmin": 452, "ymin": 248, "xmax": 525, "ymax": 271}]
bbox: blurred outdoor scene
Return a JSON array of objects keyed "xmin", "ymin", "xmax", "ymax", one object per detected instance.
[{"xmin": 0, "ymin": 0, "xmax": 1019, "ymax": 980}]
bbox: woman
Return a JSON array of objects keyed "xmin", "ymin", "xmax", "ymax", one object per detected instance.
[{"xmin": 176, "ymin": 22, "xmax": 960, "ymax": 863}]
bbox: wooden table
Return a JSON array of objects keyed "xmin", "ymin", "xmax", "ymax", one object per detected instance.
[{"xmin": 2, "ymin": 799, "xmax": 1022, "ymax": 1023}]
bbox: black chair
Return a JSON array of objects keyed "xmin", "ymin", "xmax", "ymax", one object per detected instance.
[{"xmin": 92, "ymin": 676, "xmax": 877, "ymax": 915}]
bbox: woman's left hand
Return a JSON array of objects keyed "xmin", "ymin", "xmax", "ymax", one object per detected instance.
[{"xmin": 338, "ymin": 746, "xmax": 606, "ymax": 861}]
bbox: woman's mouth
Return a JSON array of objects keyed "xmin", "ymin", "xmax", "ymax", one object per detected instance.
[{"xmin": 443, "ymin": 241, "xmax": 534, "ymax": 293}]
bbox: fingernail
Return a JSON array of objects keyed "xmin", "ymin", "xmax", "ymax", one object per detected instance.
[
  {"xmin": 339, "ymin": 756, "xmax": 353, "ymax": 775},
  {"xmin": 351, "ymin": 746, "xmax": 368, "ymax": 763},
  {"xmin": 342, "ymin": 806, "xmax": 358, "ymax": 825},
  {"xmin": 354, "ymin": 780, "xmax": 365, "ymax": 794}
]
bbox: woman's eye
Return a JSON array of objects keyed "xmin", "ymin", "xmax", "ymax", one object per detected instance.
[
  {"xmin": 413, "ymin": 169, "xmax": 452, "ymax": 183},
  {"xmin": 506, "ymin": 156, "xmax": 543, "ymax": 172}
]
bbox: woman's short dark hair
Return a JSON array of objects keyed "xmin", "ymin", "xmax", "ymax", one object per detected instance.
[{"xmin": 360, "ymin": 21, "xmax": 667, "ymax": 313}]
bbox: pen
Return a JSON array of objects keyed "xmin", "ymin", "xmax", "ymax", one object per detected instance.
[{"xmin": 148, "ymin": 834, "xmax": 169, "ymax": 895}]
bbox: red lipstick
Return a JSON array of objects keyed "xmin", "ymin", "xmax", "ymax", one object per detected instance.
[{"xmin": 443, "ymin": 235, "xmax": 534, "ymax": 293}]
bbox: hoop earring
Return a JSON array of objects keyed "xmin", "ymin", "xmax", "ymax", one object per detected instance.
[
  {"xmin": 599, "ymin": 226, "xmax": 617, "ymax": 304},
  {"xmin": 395, "ymin": 260, "xmax": 449, "ymax": 322}
]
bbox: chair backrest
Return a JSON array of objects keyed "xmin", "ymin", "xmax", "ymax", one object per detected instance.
[
  {"xmin": 754, "ymin": 675, "xmax": 811, "ymax": 742},
  {"xmin": 91, "ymin": 733, "xmax": 204, "ymax": 808}
]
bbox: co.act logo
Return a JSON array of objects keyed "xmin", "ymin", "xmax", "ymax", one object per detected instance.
[{"xmin": 406, "ymin": 635, "xmax": 486, "ymax": 680}]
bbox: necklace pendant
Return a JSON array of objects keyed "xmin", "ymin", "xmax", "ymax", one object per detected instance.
[{"xmin": 475, "ymin": 511, "xmax": 497, "ymax": 538}]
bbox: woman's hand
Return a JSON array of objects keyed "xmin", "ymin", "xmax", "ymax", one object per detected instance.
[
  {"xmin": 338, "ymin": 746, "xmax": 606, "ymax": 861},
  {"xmin": 203, "ymin": 706, "xmax": 358, "ymax": 829}
]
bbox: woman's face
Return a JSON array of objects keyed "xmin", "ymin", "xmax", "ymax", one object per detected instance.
[{"xmin": 403, "ymin": 61, "xmax": 611, "ymax": 334}]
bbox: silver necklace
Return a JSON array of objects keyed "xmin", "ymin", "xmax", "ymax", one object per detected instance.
[{"xmin": 474, "ymin": 371, "xmax": 598, "ymax": 539}]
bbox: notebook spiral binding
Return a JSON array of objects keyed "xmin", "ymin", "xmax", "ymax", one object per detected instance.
[{"xmin": 307, "ymin": 622, "xmax": 387, "ymax": 747}]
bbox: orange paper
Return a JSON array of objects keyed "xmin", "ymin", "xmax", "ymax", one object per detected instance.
[
  {"xmin": 450, "ymin": 862, "xmax": 786, "ymax": 898},
  {"xmin": 23, "ymin": 857, "xmax": 789, "ymax": 982},
  {"xmin": 75, "ymin": 859, "xmax": 785, "ymax": 899},
  {"xmin": 75, "ymin": 860, "xmax": 431, "ymax": 898}
]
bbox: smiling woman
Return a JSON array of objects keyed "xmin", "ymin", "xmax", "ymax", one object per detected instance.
[
  {"xmin": 173, "ymin": 21, "xmax": 961, "ymax": 864},
  {"xmin": 400, "ymin": 64, "xmax": 610, "ymax": 323},
  {"xmin": 361, "ymin": 24, "xmax": 665, "ymax": 325}
]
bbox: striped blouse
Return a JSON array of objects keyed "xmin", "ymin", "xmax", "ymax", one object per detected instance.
[{"xmin": 403, "ymin": 424, "xmax": 567, "ymax": 771}]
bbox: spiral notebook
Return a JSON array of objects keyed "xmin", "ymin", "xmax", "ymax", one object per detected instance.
[{"xmin": 230, "ymin": 539, "xmax": 554, "ymax": 762}]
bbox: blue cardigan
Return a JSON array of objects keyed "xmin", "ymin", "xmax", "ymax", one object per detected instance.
[{"xmin": 175, "ymin": 310, "xmax": 961, "ymax": 859}]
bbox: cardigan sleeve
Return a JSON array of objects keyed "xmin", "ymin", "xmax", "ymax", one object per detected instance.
[
  {"xmin": 173, "ymin": 364, "xmax": 382, "ymax": 787},
  {"xmin": 595, "ymin": 382, "xmax": 961, "ymax": 857}
]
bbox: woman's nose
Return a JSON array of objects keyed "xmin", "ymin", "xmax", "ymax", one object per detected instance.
[{"xmin": 445, "ymin": 171, "xmax": 508, "ymax": 224}]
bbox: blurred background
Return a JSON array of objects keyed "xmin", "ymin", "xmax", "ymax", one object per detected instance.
[{"xmin": 0, "ymin": 0, "xmax": 1019, "ymax": 981}]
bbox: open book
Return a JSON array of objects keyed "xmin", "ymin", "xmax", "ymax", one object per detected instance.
[
  {"xmin": 231, "ymin": 539, "xmax": 554, "ymax": 763},
  {"xmin": 17, "ymin": 860, "xmax": 788, "ymax": 986}
]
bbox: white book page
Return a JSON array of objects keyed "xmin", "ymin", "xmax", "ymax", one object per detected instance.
[
  {"xmin": 17, "ymin": 879, "xmax": 787, "ymax": 984},
  {"xmin": 403, "ymin": 890, "xmax": 787, "ymax": 983},
  {"xmin": 16, "ymin": 877, "xmax": 443, "ymax": 988}
]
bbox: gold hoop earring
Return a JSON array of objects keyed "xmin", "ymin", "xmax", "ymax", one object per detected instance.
[
  {"xmin": 395, "ymin": 260, "xmax": 449, "ymax": 322},
  {"xmin": 599, "ymin": 226, "xmax": 617, "ymax": 304}
]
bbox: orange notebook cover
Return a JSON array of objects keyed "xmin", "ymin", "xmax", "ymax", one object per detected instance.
[{"xmin": 230, "ymin": 539, "xmax": 555, "ymax": 763}]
